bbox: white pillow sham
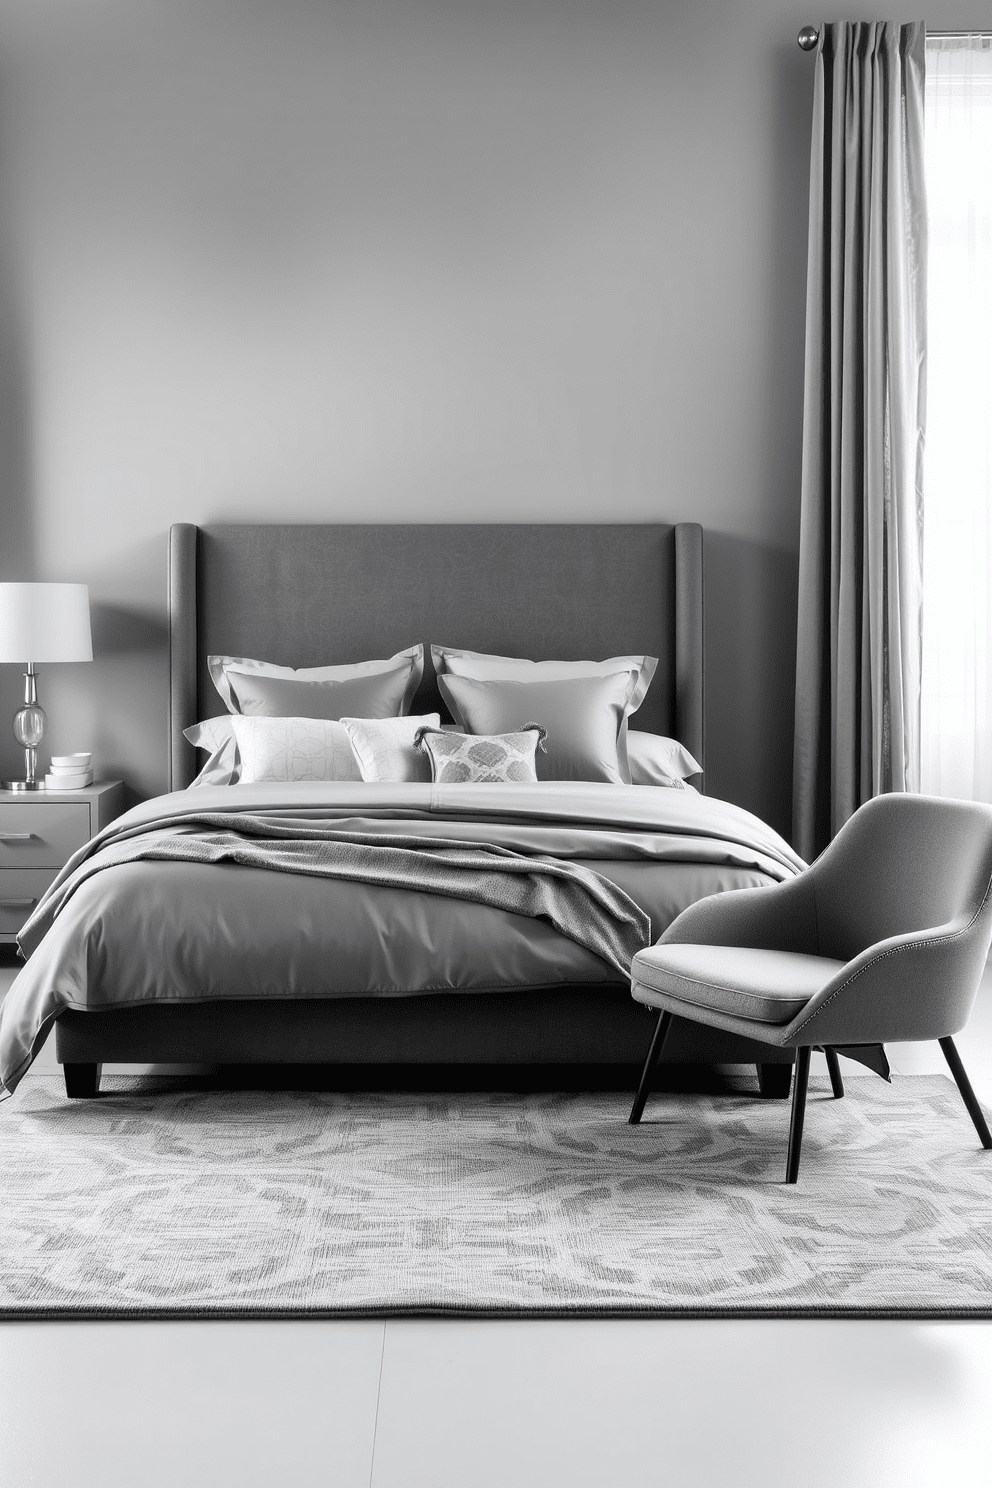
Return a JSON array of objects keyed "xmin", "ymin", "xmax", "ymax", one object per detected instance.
[
  {"xmin": 341, "ymin": 714, "xmax": 441, "ymax": 784},
  {"xmin": 184, "ymin": 715, "xmax": 240, "ymax": 787},
  {"xmin": 626, "ymin": 731, "xmax": 702, "ymax": 787},
  {"xmin": 208, "ymin": 645, "xmax": 424, "ymax": 716},
  {"xmin": 230, "ymin": 716, "xmax": 363, "ymax": 784}
]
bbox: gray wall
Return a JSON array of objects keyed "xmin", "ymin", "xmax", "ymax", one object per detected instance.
[{"xmin": 0, "ymin": 0, "xmax": 953, "ymax": 836}]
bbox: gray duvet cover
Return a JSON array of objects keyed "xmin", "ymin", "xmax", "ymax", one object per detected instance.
[{"xmin": 0, "ymin": 781, "xmax": 804, "ymax": 1098}]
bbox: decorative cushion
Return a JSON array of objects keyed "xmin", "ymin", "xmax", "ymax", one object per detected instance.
[
  {"xmin": 415, "ymin": 724, "xmax": 546, "ymax": 784},
  {"xmin": 626, "ymin": 732, "xmax": 702, "ymax": 787},
  {"xmin": 183, "ymin": 716, "xmax": 239, "ymax": 787},
  {"xmin": 437, "ymin": 671, "xmax": 634, "ymax": 785},
  {"xmin": 432, "ymin": 646, "xmax": 657, "ymax": 784},
  {"xmin": 341, "ymin": 714, "xmax": 441, "ymax": 784},
  {"xmin": 631, "ymin": 943, "xmax": 846, "ymax": 1025},
  {"xmin": 230, "ymin": 716, "xmax": 362, "ymax": 784},
  {"xmin": 207, "ymin": 645, "xmax": 424, "ymax": 716}
]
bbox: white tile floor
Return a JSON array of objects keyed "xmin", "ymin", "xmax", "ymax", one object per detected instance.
[{"xmin": 1, "ymin": 959, "xmax": 991, "ymax": 1488}]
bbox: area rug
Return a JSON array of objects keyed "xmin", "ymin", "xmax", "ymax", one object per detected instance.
[{"xmin": 2, "ymin": 1073, "xmax": 991, "ymax": 1319}]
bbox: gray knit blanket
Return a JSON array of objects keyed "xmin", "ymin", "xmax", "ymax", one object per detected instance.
[{"xmin": 19, "ymin": 813, "xmax": 651, "ymax": 978}]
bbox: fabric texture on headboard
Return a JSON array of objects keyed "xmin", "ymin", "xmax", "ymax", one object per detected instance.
[{"xmin": 169, "ymin": 523, "xmax": 704, "ymax": 791}]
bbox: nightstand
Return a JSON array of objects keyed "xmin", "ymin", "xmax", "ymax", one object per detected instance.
[{"xmin": 0, "ymin": 781, "xmax": 125, "ymax": 943}]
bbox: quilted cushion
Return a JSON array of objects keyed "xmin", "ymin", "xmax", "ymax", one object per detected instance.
[{"xmin": 631, "ymin": 943, "xmax": 846, "ymax": 1025}]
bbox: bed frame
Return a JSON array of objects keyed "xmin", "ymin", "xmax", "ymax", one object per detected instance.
[{"xmin": 56, "ymin": 522, "xmax": 793, "ymax": 1096}]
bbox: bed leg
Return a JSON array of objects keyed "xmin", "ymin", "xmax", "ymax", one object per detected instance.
[
  {"xmin": 757, "ymin": 1063, "xmax": 791, "ymax": 1099},
  {"xmin": 63, "ymin": 1063, "xmax": 102, "ymax": 1098}
]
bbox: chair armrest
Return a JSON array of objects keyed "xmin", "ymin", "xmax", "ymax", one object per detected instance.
[
  {"xmin": 658, "ymin": 872, "xmax": 819, "ymax": 954},
  {"xmin": 781, "ymin": 913, "xmax": 990, "ymax": 1047}
]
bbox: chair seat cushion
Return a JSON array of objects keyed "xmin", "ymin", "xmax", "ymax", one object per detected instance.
[{"xmin": 631, "ymin": 944, "xmax": 847, "ymax": 1025}]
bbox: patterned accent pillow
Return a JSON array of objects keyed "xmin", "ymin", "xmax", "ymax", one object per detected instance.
[
  {"xmin": 230, "ymin": 716, "xmax": 362, "ymax": 784},
  {"xmin": 340, "ymin": 714, "xmax": 441, "ymax": 784},
  {"xmin": 415, "ymin": 724, "xmax": 546, "ymax": 784}
]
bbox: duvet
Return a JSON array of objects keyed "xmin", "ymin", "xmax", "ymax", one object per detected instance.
[{"xmin": 0, "ymin": 781, "xmax": 804, "ymax": 1098}]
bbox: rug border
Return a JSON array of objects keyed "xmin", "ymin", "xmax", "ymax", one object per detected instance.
[{"xmin": 3, "ymin": 1304, "xmax": 992, "ymax": 1322}]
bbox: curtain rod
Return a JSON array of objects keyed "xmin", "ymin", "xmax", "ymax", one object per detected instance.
[{"xmin": 798, "ymin": 26, "xmax": 992, "ymax": 50}]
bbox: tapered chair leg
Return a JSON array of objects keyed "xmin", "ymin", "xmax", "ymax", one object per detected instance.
[
  {"xmin": 939, "ymin": 1036, "xmax": 992, "ymax": 1149},
  {"xmin": 785, "ymin": 1047, "xmax": 811, "ymax": 1184},
  {"xmin": 629, "ymin": 1010, "xmax": 674, "ymax": 1124},
  {"xmin": 824, "ymin": 1047, "xmax": 845, "ymax": 1099}
]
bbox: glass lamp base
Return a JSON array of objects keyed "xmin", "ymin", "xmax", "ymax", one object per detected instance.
[{"xmin": 2, "ymin": 779, "xmax": 44, "ymax": 791}]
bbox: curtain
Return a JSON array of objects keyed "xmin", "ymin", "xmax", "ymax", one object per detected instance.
[
  {"xmin": 920, "ymin": 37, "xmax": 992, "ymax": 801},
  {"xmin": 793, "ymin": 22, "xmax": 927, "ymax": 861}
]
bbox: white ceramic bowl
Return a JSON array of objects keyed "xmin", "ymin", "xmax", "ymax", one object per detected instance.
[{"xmin": 51, "ymin": 752, "xmax": 91, "ymax": 768}]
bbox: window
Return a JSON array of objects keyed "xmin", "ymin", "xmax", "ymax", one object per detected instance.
[{"xmin": 921, "ymin": 36, "xmax": 992, "ymax": 799}]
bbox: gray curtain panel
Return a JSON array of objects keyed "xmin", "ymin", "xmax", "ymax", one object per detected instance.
[{"xmin": 793, "ymin": 21, "xmax": 927, "ymax": 861}]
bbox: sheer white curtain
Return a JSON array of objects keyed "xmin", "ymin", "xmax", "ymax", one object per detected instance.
[{"xmin": 921, "ymin": 36, "xmax": 992, "ymax": 799}]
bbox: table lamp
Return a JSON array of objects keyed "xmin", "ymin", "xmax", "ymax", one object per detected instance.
[{"xmin": 0, "ymin": 583, "xmax": 93, "ymax": 791}]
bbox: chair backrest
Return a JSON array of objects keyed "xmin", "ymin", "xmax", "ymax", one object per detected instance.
[{"xmin": 810, "ymin": 793, "xmax": 992, "ymax": 963}]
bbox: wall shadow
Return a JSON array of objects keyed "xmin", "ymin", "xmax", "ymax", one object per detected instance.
[
  {"xmin": 704, "ymin": 531, "xmax": 798, "ymax": 844},
  {"xmin": 91, "ymin": 604, "xmax": 169, "ymax": 656}
]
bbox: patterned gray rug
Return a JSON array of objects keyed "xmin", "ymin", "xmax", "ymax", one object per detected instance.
[{"xmin": 2, "ymin": 1073, "xmax": 990, "ymax": 1318}]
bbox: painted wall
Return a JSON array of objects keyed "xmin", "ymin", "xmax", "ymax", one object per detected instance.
[{"xmin": 0, "ymin": 0, "xmax": 958, "ymax": 835}]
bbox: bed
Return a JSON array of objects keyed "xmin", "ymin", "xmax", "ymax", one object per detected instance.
[{"xmin": 0, "ymin": 522, "xmax": 804, "ymax": 1100}]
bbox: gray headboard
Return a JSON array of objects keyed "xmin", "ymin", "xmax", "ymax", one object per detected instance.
[{"xmin": 168, "ymin": 522, "xmax": 704, "ymax": 791}]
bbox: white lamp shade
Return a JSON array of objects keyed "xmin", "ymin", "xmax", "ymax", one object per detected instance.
[{"xmin": 0, "ymin": 583, "xmax": 93, "ymax": 663}]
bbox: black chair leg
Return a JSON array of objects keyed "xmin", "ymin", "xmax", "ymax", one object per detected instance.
[
  {"xmin": 629, "ymin": 1011, "xmax": 674, "ymax": 1125},
  {"xmin": 824, "ymin": 1047, "xmax": 845, "ymax": 1099},
  {"xmin": 939, "ymin": 1037, "xmax": 992, "ymax": 1150},
  {"xmin": 785, "ymin": 1047, "xmax": 811, "ymax": 1184}
]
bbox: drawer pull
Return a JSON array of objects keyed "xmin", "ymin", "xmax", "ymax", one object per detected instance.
[
  {"xmin": 0, "ymin": 898, "xmax": 36, "ymax": 909},
  {"xmin": 0, "ymin": 833, "xmax": 36, "ymax": 843}
]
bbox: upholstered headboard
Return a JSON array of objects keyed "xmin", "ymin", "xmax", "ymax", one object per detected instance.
[{"xmin": 168, "ymin": 522, "xmax": 704, "ymax": 791}]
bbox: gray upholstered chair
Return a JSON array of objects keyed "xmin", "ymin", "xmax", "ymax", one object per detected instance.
[{"xmin": 628, "ymin": 794, "xmax": 992, "ymax": 1182}]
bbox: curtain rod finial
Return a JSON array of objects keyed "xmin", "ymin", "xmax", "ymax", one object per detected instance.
[{"xmin": 798, "ymin": 24, "xmax": 819, "ymax": 51}]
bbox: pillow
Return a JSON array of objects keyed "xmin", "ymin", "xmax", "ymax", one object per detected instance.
[
  {"xmin": 226, "ymin": 663, "xmax": 417, "ymax": 722},
  {"xmin": 341, "ymin": 714, "xmax": 441, "ymax": 784},
  {"xmin": 437, "ymin": 671, "xmax": 634, "ymax": 785},
  {"xmin": 432, "ymin": 647, "xmax": 656, "ymax": 783},
  {"xmin": 208, "ymin": 645, "xmax": 424, "ymax": 716},
  {"xmin": 626, "ymin": 731, "xmax": 703, "ymax": 786},
  {"xmin": 230, "ymin": 716, "xmax": 363, "ymax": 784},
  {"xmin": 183, "ymin": 716, "xmax": 240, "ymax": 787},
  {"xmin": 415, "ymin": 724, "xmax": 546, "ymax": 784}
]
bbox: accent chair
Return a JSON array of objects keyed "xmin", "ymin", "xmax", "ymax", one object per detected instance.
[{"xmin": 628, "ymin": 793, "xmax": 992, "ymax": 1182}]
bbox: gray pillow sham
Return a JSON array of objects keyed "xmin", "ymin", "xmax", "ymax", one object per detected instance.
[
  {"xmin": 208, "ymin": 645, "xmax": 424, "ymax": 716},
  {"xmin": 431, "ymin": 646, "xmax": 655, "ymax": 783},
  {"xmin": 437, "ymin": 671, "xmax": 634, "ymax": 785},
  {"xmin": 430, "ymin": 644, "xmax": 658, "ymax": 715},
  {"xmin": 227, "ymin": 666, "xmax": 416, "ymax": 721}
]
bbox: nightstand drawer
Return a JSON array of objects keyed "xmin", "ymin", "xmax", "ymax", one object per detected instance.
[
  {"xmin": 0, "ymin": 803, "xmax": 90, "ymax": 867},
  {"xmin": 0, "ymin": 869, "xmax": 57, "ymax": 935}
]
